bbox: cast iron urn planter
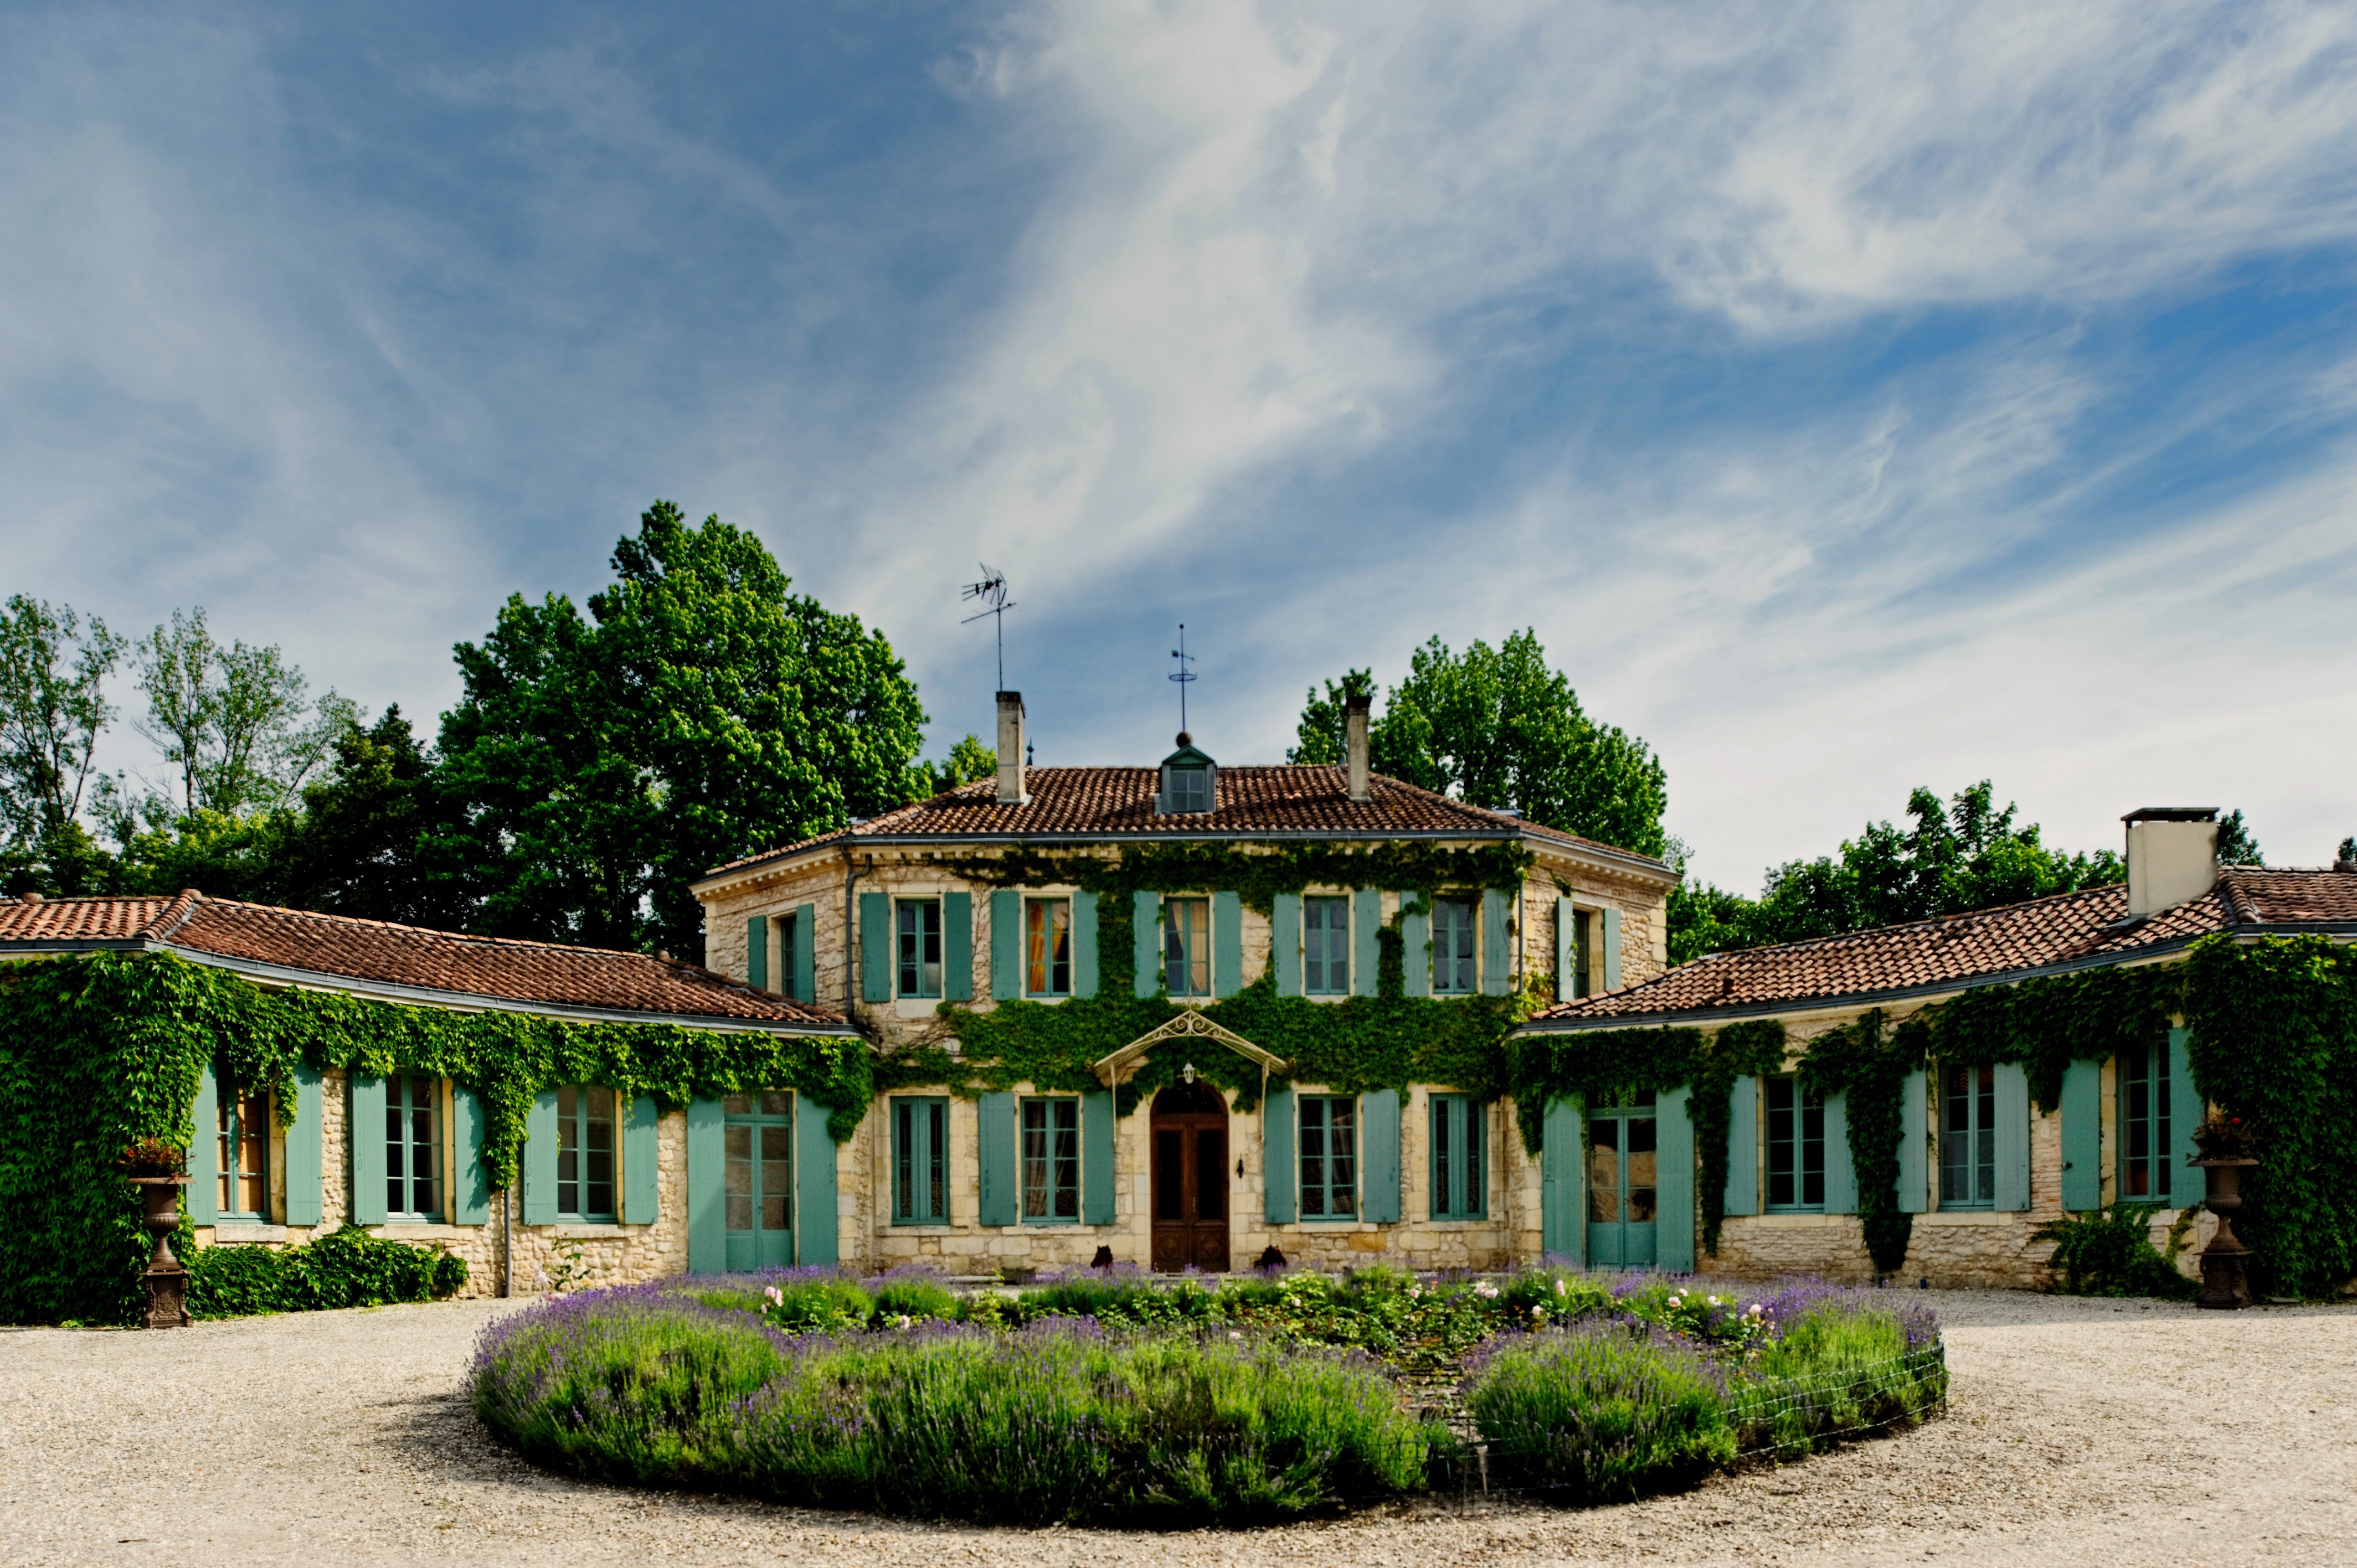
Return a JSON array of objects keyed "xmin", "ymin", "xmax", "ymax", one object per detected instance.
[
  {"xmin": 126, "ymin": 1175, "xmax": 192, "ymax": 1329},
  {"xmin": 2191, "ymin": 1153, "xmax": 2260, "ymax": 1311}
]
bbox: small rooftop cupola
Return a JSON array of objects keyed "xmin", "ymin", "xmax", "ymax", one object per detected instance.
[
  {"xmin": 1156, "ymin": 734, "xmax": 1217, "ymax": 816},
  {"xmin": 2123, "ymin": 806, "xmax": 2220, "ymax": 916}
]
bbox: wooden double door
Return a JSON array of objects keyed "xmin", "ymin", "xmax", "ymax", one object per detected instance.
[{"xmin": 1151, "ymin": 1081, "xmax": 1229, "ymax": 1272}]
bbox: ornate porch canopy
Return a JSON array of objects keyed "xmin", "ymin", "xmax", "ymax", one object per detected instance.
[{"xmin": 1090, "ymin": 1007, "xmax": 1289, "ymax": 1087}]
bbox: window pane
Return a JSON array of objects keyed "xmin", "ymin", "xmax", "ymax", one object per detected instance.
[
  {"xmin": 1800, "ymin": 1089, "xmax": 1824, "ymax": 1209},
  {"xmin": 760, "ymin": 1125, "xmax": 792, "ymax": 1232},
  {"xmin": 1588, "ymin": 1119, "xmax": 1620, "ymax": 1223},
  {"xmin": 1299, "ymin": 1098, "xmax": 1326, "ymax": 1216},
  {"xmin": 1572, "ymin": 910, "xmax": 1592, "ymax": 998},
  {"xmin": 1466, "ymin": 1102, "xmax": 1485, "ymax": 1214},
  {"xmin": 926, "ymin": 1102, "xmax": 946, "ymax": 1222},
  {"xmin": 1626, "ymin": 1116, "xmax": 1657, "ymax": 1221},
  {"xmin": 760, "ymin": 1090, "xmax": 790, "ymax": 1117},
  {"xmin": 585, "ymin": 1086, "xmax": 615, "ymax": 1220},
  {"xmin": 725, "ymin": 1123, "xmax": 753, "ymax": 1232},
  {"xmin": 558, "ymin": 1087, "xmax": 581, "ymax": 1218},
  {"xmin": 1433, "ymin": 1097, "xmax": 1453, "ymax": 1215},
  {"xmin": 723, "ymin": 1093, "xmax": 753, "ymax": 1116},
  {"xmin": 1021, "ymin": 1099, "xmax": 1047, "ymax": 1218},
  {"xmin": 1052, "ymin": 1100, "xmax": 1079, "ymax": 1219},
  {"xmin": 1766, "ymin": 1077, "xmax": 1795, "ymax": 1208},
  {"xmin": 894, "ymin": 1102, "xmax": 914, "ymax": 1220},
  {"xmin": 1327, "ymin": 1099, "xmax": 1356, "ymax": 1216}
]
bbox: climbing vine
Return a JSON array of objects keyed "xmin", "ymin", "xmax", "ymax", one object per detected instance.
[
  {"xmin": 1799, "ymin": 1010, "xmax": 1914, "ymax": 1275},
  {"xmin": 0, "ymin": 950, "xmax": 871, "ymax": 1326},
  {"xmin": 1694, "ymin": 1020, "xmax": 1787, "ymax": 1255}
]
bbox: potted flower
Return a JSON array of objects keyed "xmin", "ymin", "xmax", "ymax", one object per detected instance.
[
  {"xmin": 118, "ymin": 1137, "xmax": 192, "ymax": 1329},
  {"xmin": 2188, "ymin": 1115, "xmax": 2258, "ymax": 1311}
]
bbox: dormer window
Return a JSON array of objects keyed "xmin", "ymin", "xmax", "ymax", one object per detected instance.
[{"xmin": 1155, "ymin": 738, "xmax": 1218, "ymax": 816}]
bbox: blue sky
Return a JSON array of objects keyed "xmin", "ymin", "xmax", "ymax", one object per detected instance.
[{"xmin": 7, "ymin": 1, "xmax": 2356, "ymax": 889}]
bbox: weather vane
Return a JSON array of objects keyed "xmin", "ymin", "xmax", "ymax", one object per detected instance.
[
  {"xmin": 960, "ymin": 565, "xmax": 1017, "ymax": 690},
  {"xmin": 1169, "ymin": 622, "xmax": 1197, "ymax": 737}
]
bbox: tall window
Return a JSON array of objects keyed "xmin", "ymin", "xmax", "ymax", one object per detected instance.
[
  {"xmin": 2120, "ymin": 1039, "xmax": 2172, "ymax": 1200},
  {"xmin": 1432, "ymin": 897, "xmax": 1476, "ymax": 994},
  {"xmin": 1164, "ymin": 896, "xmax": 1211, "ymax": 997},
  {"xmin": 1304, "ymin": 896, "xmax": 1349, "ymax": 994},
  {"xmin": 897, "ymin": 898, "xmax": 943, "ymax": 998},
  {"xmin": 1765, "ymin": 1076, "xmax": 1825, "ymax": 1210},
  {"xmin": 557, "ymin": 1085, "xmax": 617, "ymax": 1222},
  {"xmin": 1939, "ymin": 1063, "xmax": 1996, "ymax": 1208},
  {"xmin": 1299, "ymin": 1095, "xmax": 1358, "ymax": 1218},
  {"xmin": 1430, "ymin": 1095, "xmax": 1485, "ymax": 1220},
  {"xmin": 893, "ymin": 1097, "xmax": 949, "ymax": 1224},
  {"xmin": 1026, "ymin": 898, "xmax": 1071, "ymax": 997},
  {"xmin": 724, "ymin": 1092, "xmax": 793, "ymax": 1262},
  {"xmin": 1021, "ymin": 1098, "xmax": 1080, "ymax": 1221},
  {"xmin": 216, "ymin": 1074, "xmax": 267, "ymax": 1219},
  {"xmin": 776, "ymin": 911, "xmax": 800, "ymax": 1000},
  {"xmin": 385, "ymin": 1072, "xmax": 441, "ymax": 1220},
  {"xmin": 1569, "ymin": 907, "xmax": 1595, "ymax": 998}
]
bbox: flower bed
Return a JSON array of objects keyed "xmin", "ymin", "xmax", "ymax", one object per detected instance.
[{"xmin": 471, "ymin": 1266, "xmax": 1944, "ymax": 1522}]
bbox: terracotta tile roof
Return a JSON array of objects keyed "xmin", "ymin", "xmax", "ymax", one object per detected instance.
[
  {"xmin": 701, "ymin": 766, "xmax": 1668, "ymax": 881},
  {"xmin": 1526, "ymin": 868, "xmax": 2357, "ymax": 1028},
  {"xmin": 0, "ymin": 893, "xmax": 853, "ymax": 1031}
]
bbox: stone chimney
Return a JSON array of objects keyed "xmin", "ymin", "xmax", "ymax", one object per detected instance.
[
  {"xmin": 2123, "ymin": 807, "xmax": 2219, "ymax": 916},
  {"xmin": 996, "ymin": 691, "xmax": 1028, "ymax": 805},
  {"xmin": 1345, "ymin": 693, "xmax": 1372, "ymax": 804}
]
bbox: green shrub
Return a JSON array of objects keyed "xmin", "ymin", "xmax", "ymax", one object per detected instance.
[
  {"xmin": 1723, "ymin": 1294, "xmax": 1947, "ymax": 1457},
  {"xmin": 869, "ymin": 1277, "xmax": 957, "ymax": 1323},
  {"xmin": 2035, "ymin": 1203, "xmax": 2200, "ymax": 1300},
  {"xmin": 474, "ymin": 1292, "xmax": 1434, "ymax": 1524},
  {"xmin": 1465, "ymin": 1327, "xmax": 1736, "ymax": 1503},
  {"xmin": 184, "ymin": 1226, "xmax": 467, "ymax": 1318}
]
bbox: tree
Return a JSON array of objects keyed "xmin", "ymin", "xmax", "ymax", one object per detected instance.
[
  {"xmin": 0, "ymin": 596, "xmax": 121, "ymax": 894},
  {"xmin": 280, "ymin": 706, "xmax": 472, "ymax": 928},
  {"xmin": 130, "ymin": 607, "xmax": 348, "ymax": 819},
  {"xmin": 1289, "ymin": 632, "xmax": 1668, "ymax": 855},
  {"xmin": 1667, "ymin": 782, "xmax": 2130, "ymax": 964},
  {"xmin": 2215, "ymin": 809, "xmax": 2263, "ymax": 867},
  {"xmin": 915, "ymin": 735, "xmax": 996, "ymax": 798},
  {"xmin": 435, "ymin": 501, "xmax": 929, "ymax": 960},
  {"xmin": 2338, "ymin": 836, "xmax": 2355, "ymax": 866}
]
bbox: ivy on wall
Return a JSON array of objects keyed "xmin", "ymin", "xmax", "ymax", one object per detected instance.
[
  {"xmin": 1799, "ymin": 1010, "xmax": 1911, "ymax": 1273},
  {"xmin": 0, "ymin": 950, "xmax": 872, "ymax": 1325},
  {"xmin": 1694, "ymin": 1020, "xmax": 1787, "ymax": 1255}
]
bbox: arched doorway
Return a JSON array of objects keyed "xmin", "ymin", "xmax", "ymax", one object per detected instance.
[{"xmin": 1151, "ymin": 1080, "xmax": 1229, "ymax": 1272}]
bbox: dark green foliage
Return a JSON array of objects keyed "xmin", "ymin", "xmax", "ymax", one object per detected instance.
[
  {"xmin": 277, "ymin": 706, "xmax": 473, "ymax": 928},
  {"xmin": 0, "ymin": 595, "xmax": 121, "ymax": 895},
  {"xmin": 184, "ymin": 1226, "xmax": 469, "ymax": 1317},
  {"xmin": 1800, "ymin": 1011, "xmax": 1916, "ymax": 1275},
  {"xmin": 2214, "ymin": 809, "xmax": 2263, "ymax": 867},
  {"xmin": 0, "ymin": 950, "xmax": 870, "ymax": 1325},
  {"xmin": 2181, "ymin": 935, "xmax": 2357, "ymax": 1297},
  {"xmin": 1669, "ymin": 782, "xmax": 2127, "ymax": 964},
  {"xmin": 1502, "ymin": 1027, "xmax": 1706, "ymax": 1156},
  {"xmin": 434, "ymin": 501, "xmax": 927, "ymax": 960},
  {"xmin": 1290, "ymin": 631, "xmax": 1668, "ymax": 857},
  {"xmin": 2032, "ymin": 1204, "xmax": 2198, "ymax": 1300},
  {"xmin": 1468, "ymin": 1328, "xmax": 1735, "ymax": 1501},
  {"xmin": 914, "ymin": 735, "xmax": 995, "ymax": 798}
]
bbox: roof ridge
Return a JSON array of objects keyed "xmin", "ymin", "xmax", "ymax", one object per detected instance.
[
  {"xmin": 182, "ymin": 893, "xmax": 709, "ymax": 970},
  {"xmin": 150, "ymin": 889, "xmax": 205, "ymax": 943}
]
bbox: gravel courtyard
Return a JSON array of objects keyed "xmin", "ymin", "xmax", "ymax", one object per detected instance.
[{"xmin": 3, "ymin": 1290, "xmax": 2352, "ymax": 1568}]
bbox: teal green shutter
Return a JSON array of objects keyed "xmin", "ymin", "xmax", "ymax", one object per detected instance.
[
  {"xmin": 686, "ymin": 1097, "xmax": 725, "ymax": 1272},
  {"xmin": 1993, "ymin": 1062, "xmax": 2030, "ymax": 1211},
  {"xmin": 794, "ymin": 1096, "xmax": 837, "ymax": 1264},
  {"xmin": 1897, "ymin": 1068, "xmax": 1929, "ymax": 1213},
  {"xmin": 2168, "ymin": 1026, "xmax": 2205, "ymax": 1209},
  {"xmin": 1723, "ymin": 1075, "xmax": 1759, "ymax": 1216},
  {"xmin": 1361, "ymin": 1089, "xmax": 1401, "ymax": 1223},
  {"xmin": 522, "ymin": 1088, "xmax": 559, "ymax": 1224},
  {"xmin": 745, "ymin": 914, "xmax": 769, "ymax": 991},
  {"xmin": 624, "ymin": 1095, "xmax": 660, "ymax": 1224},
  {"xmin": 450, "ymin": 1084, "xmax": 491, "ymax": 1225},
  {"xmin": 349, "ymin": 1075, "xmax": 388, "ymax": 1226},
  {"xmin": 943, "ymin": 891, "xmax": 974, "ymax": 1002},
  {"xmin": 1133, "ymin": 891, "xmax": 1160, "ymax": 997},
  {"xmin": 1272, "ymin": 893, "xmax": 1303, "ymax": 996},
  {"xmin": 1601, "ymin": 907, "xmax": 1623, "ymax": 991},
  {"xmin": 188, "ymin": 1062, "xmax": 219, "ymax": 1225},
  {"xmin": 1822, "ymin": 1091, "xmax": 1857, "ymax": 1213},
  {"xmin": 2060, "ymin": 1059, "xmax": 2102, "ymax": 1210},
  {"xmin": 1082, "ymin": 1090, "xmax": 1115, "ymax": 1225},
  {"xmin": 1541, "ymin": 1096, "xmax": 1583, "ymax": 1262},
  {"xmin": 1402, "ymin": 898, "xmax": 1430, "ymax": 998},
  {"xmin": 1212, "ymin": 890, "xmax": 1242, "ymax": 997},
  {"xmin": 859, "ymin": 891, "xmax": 891, "ymax": 1002},
  {"xmin": 1656, "ymin": 1086, "xmax": 1695, "ymax": 1271},
  {"xmin": 977, "ymin": 1091, "xmax": 1017, "ymax": 1225},
  {"xmin": 990, "ymin": 889, "xmax": 1022, "ymax": 998},
  {"xmin": 286, "ymin": 1062, "xmax": 323, "ymax": 1226},
  {"xmin": 1480, "ymin": 888, "xmax": 1510, "ymax": 996},
  {"xmin": 791, "ymin": 904, "xmax": 816, "ymax": 1002},
  {"xmin": 1351, "ymin": 890, "xmax": 1381, "ymax": 996},
  {"xmin": 1072, "ymin": 893, "xmax": 1099, "ymax": 997},
  {"xmin": 1263, "ymin": 1084, "xmax": 1296, "ymax": 1223},
  {"xmin": 1555, "ymin": 897, "xmax": 1577, "ymax": 999}
]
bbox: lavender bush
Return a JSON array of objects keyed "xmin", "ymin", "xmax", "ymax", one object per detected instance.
[{"xmin": 471, "ymin": 1288, "xmax": 1435, "ymax": 1523}]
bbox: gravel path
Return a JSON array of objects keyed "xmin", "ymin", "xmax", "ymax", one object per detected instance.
[{"xmin": 4, "ymin": 1290, "xmax": 2353, "ymax": 1567}]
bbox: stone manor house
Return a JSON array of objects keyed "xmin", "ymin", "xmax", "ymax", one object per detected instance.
[{"xmin": 6, "ymin": 692, "xmax": 2351, "ymax": 1296}]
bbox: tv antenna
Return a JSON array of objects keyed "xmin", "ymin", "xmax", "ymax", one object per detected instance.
[
  {"xmin": 960, "ymin": 565, "xmax": 1017, "ymax": 690},
  {"xmin": 1169, "ymin": 622, "xmax": 1197, "ymax": 739}
]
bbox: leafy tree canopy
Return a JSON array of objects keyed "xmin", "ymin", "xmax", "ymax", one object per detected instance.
[
  {"xmin": 435, "ymin": 501, "xmax": 927, "ymax": 959},
  {"xmin": 1290, "ymin": 630, "xmax": 1668, "ymax": 857},
  {"xmin": 916, "ymin": 734, "xmax": 996, "ymax": 798},
  {"xmin": 1668, "ymin": 782, "xmax": 2147, "ymax": 965}
]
